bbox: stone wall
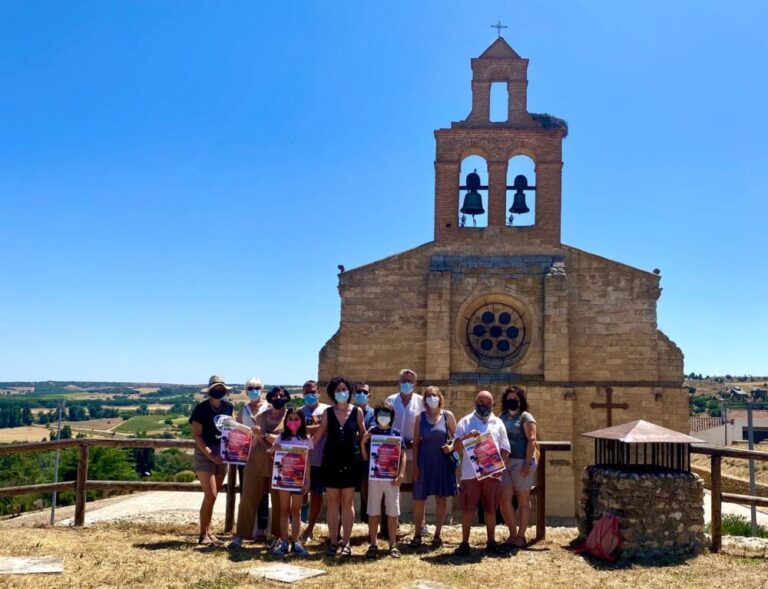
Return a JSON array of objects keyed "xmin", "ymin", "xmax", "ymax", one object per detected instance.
[
  {"xmin": 691, "ymin": 465, "xmax": 768, "ymax": 498},
  {"xmin": 578, "ymin": 466, "xmax": 705, "ymax": 559}
]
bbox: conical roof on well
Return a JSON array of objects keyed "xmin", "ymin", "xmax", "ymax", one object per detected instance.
[{"xmin": 581, "ymin": 419, "xmax": 704, "ymax": 444}]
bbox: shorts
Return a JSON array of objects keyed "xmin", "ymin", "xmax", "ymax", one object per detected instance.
[
  {"xmin": 367, "ymin": 479, "xmax": 401, "ymax": 517},
  {"xmin": 501, "ymin": 457, "xmax": 537, "ymax": 491},
  {"xmin": 193, "ymin": 448, "xmax": 228, "ymax": 476},
  {"xmin": 310, "ymin": 466, "xmax": 325, "ymax": 494},
  {"xmin": 459, "ymin": 477, "xmax": 501, "ymax": 514}
]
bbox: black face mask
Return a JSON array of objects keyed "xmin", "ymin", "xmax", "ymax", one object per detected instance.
[
  {"xmin": 271, "ymin": 398, "xmax": 288, "ymax": 410},
  {"xmin": 503, "ymin": 398, "xmax": 520, "ymax": 412},
  {"xmin": 209, "ymin": 389, "xmax": 227, "ymax": 400}
]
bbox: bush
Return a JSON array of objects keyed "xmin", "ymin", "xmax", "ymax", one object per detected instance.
[
  {"xmin": 720, "ymin": 514, "xmax": 768, "ymax": 538},
  {"xmin": 175, "ymin": 470, "xmax": 196, "ymax": 483}
]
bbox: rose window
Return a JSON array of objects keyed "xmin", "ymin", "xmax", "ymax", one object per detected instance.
[{"xmin": 465, "ymin": 303, "xmax": 526, "ymax": 365}]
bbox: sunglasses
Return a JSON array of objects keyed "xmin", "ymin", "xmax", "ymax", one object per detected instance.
[{"xmin": 247, "ymin": 387, "xmax": 262, "ymax": 392}]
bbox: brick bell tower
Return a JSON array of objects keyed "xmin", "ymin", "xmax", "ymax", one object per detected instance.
[{"xmin": 434, "ymin": 37, "xmax": 567, "ymax": 245}]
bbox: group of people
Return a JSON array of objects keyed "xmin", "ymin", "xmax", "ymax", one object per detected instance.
[{"xmin": 189, "ymin": 370, "xmax": 538, "ymax": 558}]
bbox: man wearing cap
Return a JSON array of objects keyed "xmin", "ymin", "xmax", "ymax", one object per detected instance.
[{"xmin": 189, "ymin": 375, "xmax": 234, "ymax": 545}]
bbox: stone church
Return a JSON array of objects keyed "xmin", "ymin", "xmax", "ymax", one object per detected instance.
[{"xmin": 319, "ymin": 38, "xmax": 687, "ymax": 517}]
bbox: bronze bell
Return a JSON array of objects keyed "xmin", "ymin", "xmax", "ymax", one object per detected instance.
[
  {"xmin": 460, "ymin": 169, "xmax": 485, "ymax": 216},
  {"xmin": 509, "ymin": 174, "xmax": 530, "ymax": 215}
]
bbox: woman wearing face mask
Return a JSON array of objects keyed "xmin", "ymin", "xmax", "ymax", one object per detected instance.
[
  {"xmin": 498, "ymin": 386, "xmax": 538, "ymax": 549},
  {"xmin": 230, "ymin": 386, "xmax": 290, "ymax": 550},
  {"xmin": 236, "ymin": 377, "xmax": 269, "ymax": 541},
  {"xmin": 410, "ymin": 386, "xmax": 458, "ymax": 548},
  {"xmin": 189, "ymin": 375, "xmax": 234, "ymax": 545},
  {"xmin": 313, "ymin": 376, "xmax": 365, "ymax": 556}
]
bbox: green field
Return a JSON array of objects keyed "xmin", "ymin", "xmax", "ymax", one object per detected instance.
[{"xmin": 114, "ymin": 414, "xmax": 181, "ymax": 434}]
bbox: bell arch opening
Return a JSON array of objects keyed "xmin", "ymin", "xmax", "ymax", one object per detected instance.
[
  {"xmin": 489, "ymin": 82, "xmax": 508, "ymax": 122},
  {"xmin": 458, "ymin": 155, "xmax": 488, "ymax": 228},
  {"xmin": 506, "ymin": 155, "xmax": 536, "ymax": 227}
]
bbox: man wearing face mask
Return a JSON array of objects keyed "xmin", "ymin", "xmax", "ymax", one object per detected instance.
[
  {"xmin": 298, "ymin": 380, "xmax": 329, "ymax": 544},
  {"xmin": 385, "ymin": 369, "xmax": 424, "ymax": 448},
  {"xmin": 452, "ymin": 390, "xmax": 510, "ymax": 556}
]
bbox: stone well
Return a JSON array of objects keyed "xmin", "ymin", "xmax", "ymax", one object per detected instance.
[{"xmin": 578, "ymin": 465, "xmax": 705, "ymax": 559}]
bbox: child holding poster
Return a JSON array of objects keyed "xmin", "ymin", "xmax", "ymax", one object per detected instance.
[
  {"xmin": 270, "ymin": 409, "xmax": 313, "ymax": 557},
  {"xmin": 360, "ymin": 402, "xmax": 407, "ymax": 559}
]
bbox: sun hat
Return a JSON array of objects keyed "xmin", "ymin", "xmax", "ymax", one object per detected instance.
[{"xmin": 201, "ymin": 374, "xmax": 234, "ymax": 394}]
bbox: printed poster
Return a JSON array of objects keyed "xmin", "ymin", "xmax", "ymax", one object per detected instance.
[
  {"xmin": 368, "ymin": 434, "xmax": 402, "ymax": 482},
  {"xmin": 272, "ymin": 444, "xmax": 309, "ymax": 492},
  {"xmin": 219, "ymin": 426, "xmax": 252, "ymax": 465},
  {"xmin": 463, "ymin": 432, "xmax": 505, "ymax": 480}
]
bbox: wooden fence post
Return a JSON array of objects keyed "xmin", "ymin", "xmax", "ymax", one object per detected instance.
[
  {"xmin": 711, "ymin": 454, "xmax": 721, "ymax": 552},
  {"xmin": 74, "ymin": 443, "xmax": 89, "ymax": 527},
  {"xmin": 535, "ymin": 449, "xmax": 547, "ymax": 541},
  {"xmin": 225, "ymin": 465, "xmax": 236, "ymax": 533}
]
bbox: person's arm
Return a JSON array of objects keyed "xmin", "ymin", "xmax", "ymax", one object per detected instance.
[
  {"xmin": 393, "ymin": 443, "xmax": 407, "ymax": 487},
  {"xmin": 451, "ymin": 420, "xmax": 479, "ymax": 454},
  {"xmin": 356, "ymin": 408, "xmax": 365, "ymax": 442},
  {"xmin": 312, "ymin": 410, "xmax": 328, "ymax": 445},
  {"xmin": 412, "ymin": 415, "xmax": 422, "ymax": 481},
  {"xmin": 442, "ymin": 411, "xmax": 457, "ymax": 454},
  {"xmin": 191, "ymin": 420, "xmax": 222, "ymax": 464},
  {"xmin": 360, "ymin": 430, "xmax": 372, "ymax": 461},
  {"xmin": 520, "ymin": 420, "xmax": 538, "ymax": 477}
]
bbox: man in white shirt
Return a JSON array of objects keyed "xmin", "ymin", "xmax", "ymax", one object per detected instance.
[
  {"xmin": 385, "ymin": 368, "xmax": 424, "ymax": 447},
  {"xmin": 452, "ymin": 390, "xmax": 510, "ymax": 555}
]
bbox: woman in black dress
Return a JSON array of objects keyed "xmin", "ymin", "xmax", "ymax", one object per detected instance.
[{"xmin": 313, "ymin": 375, "xmax": 365, "ymax": 556}]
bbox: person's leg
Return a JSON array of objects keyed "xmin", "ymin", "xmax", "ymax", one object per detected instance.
[
  {"xmin": 461, "ymin": 510, "xmax": 473, "ymax": 543},
  {"xmin": 256, "ymin": 489, "xmax": 270, "ymax": 535},
  {"xmin": 499, "ymin": 485, "xmax": 518, "ymax": 540},
  {"xmin": 515, "ymin": 490, "xmax": 531, "ymax": 541},
  {"xmin": 481, "ymin": 479, "xmax": 500, "ymax": 546},
  {"xmin": 368, "ymin": 515, "xmax": 380, "ymax": 545},
  {"xmin": 360, "ymin": 475, "xmax": 369, "ymax": 523},
  {"xmin": 234, "ymin": 464, "xmax": 259, "ymax": 540},
  {"xmin": 210, "ymin": 468, "xmax": 226, "ymax": 540},
  {"xmin": 411, "ymin": 499, "xmax": 426, "ymax": 541},
  {"xmin": 269, "ymin": 487, "xmax": 282, "ymax": 539},
  {"xmin": 196, "ymin": 470, "xmax": 218, "ymax": 540},
  {"xmin": 434, "ymin": 496, "xmax": 448, "ymax": 540},
  {"xmin": 289, "ymin": 494, "xmax": 303, "ymax": 543},
  {"xmin": 387, "ymin": 515, "xmax": 398, "ymax": 548},
  {"xmin": 326, "ymin": 488, "xmax": 341, "ymax": 545},
  {"xmin": 278, "ymin": 490, "xmax": 291, "ymax": 541},
  {"xmin": 340, "ymin": 487, "xmax": 355, "ymax": 546}
]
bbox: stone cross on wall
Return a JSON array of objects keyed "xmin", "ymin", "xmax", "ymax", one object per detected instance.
[{"xmin": 590, "ymin": 387, "xmax": 629, "ymax": 427}]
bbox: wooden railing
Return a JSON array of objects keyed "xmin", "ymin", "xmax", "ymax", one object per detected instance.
[
  {"xmin": 0, "ymin": 438, "xmax": 571, "ymax": 540},
  {"xmin": 690, "ymin": 443, "xmax": 768, "ymax": 552}
]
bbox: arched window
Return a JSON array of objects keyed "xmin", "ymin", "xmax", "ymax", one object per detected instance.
[
  {"xmin": 506, "ymin": 155, "xmax": 535, "ymax": 227},
  {"xmin": 459, "ymin": 155, "xmax": 488, "ymax": 228}
]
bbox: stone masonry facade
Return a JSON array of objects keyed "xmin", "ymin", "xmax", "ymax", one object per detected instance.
[{"xmin": 319, "ymin": 38, "xmax": 687, "ymax": 518}]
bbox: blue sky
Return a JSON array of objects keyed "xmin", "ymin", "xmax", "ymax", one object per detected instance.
[{"xmin": 1, "ymin": 1, "xmax": 766, "ymax": 384}]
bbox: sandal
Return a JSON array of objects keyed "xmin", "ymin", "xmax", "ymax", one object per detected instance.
[
  {"xmin": 510, "ymin": 535, "xmax": 527, "ymax": 548},
  {"xmin": 389, "ymin": 546, "xmax": 401, "ymax": 559},
  {"xmin": 431, "ymin": 536, "xmax": 443, "ymax": 548},
  {"xmin": 326, "ymin": 543, "xmax": 338, "ymax": 557},
  {"xmin": 198, "ymin": 535, "xmax": 213, "ymax": 546},
  {"xmin": 365, "ymin": 544, "xmax": 379, "ymax": 560},
  {"xmin": 340, "ymin": 543, "xmax": 352, "ymax": 557},
  {"xmin": 409, "ymin": 536, "xmax": 422, "ymax": 548}
]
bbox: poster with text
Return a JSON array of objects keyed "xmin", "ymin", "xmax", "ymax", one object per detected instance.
[
  {"xmin": 272, "ymin": 444, "xmax": 309, "ymax": 492},
  {"xmin": 219, "ymin": 426, "xmax": 252, "ymax": 466},
  {"xmin": 368, "ymin": 435, "xmax": 402, "ymax": 482},
  {"xmin": 463, "ymin": 432, "xmax": 505, "ymax": 480}
]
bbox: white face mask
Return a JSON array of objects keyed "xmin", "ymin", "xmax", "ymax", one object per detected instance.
[
  {"xmin": 377, "ymin": 415, "xmax": 392, "ymax": 428},
  {"xmin": 425, "ymin": 396, "xmax": 440, "ymax": 409}
]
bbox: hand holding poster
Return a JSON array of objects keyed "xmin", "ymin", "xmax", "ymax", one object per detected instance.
[
  {"xmin": 219, "ymin": 426, "xmax": 252, "ymax": 465},
  {"xmin": 368, "ymin": 435, "xmax": 402, "ymax": 482},
  {"xmin": 463, "ymin": 432, "xmax": 505, "ymax": 480},
  {"xmin": 272, "ymin": 444, "xmax": 309, "ymax": 492}
]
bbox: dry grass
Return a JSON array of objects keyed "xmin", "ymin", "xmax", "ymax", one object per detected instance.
[
  {"xmin": 0, "ymin": 426, "xmax": 51, "ymax": 443},
  {"xmin": 692, "ymin": 453, "xmax": 768, "ymax": 485},
  {"xmin": 0, "ymin": 523, "xmax": 766, "ymax": 589},
  {"xmin": 60, "ymin": 418, "xmax": 122, "ymax": 432}
]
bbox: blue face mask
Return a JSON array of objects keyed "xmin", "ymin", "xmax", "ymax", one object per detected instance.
[
  {"xmin": 335, "ymin": 391, "xmax": 350, "ymax": 403},
  {"xmin": 354, "ymin": 391, "xmax": 368, "ymax": 405},
  {"xmin": 303, "ymin": 393, "xmax": 318, "ymax": 406},
  {"xmin": 400, "ymin": 382, "xmax": 414, "ymax": 395},
  {"xmin": 247, "ymin": 390, "xmax": 261, "ymax": 401}
]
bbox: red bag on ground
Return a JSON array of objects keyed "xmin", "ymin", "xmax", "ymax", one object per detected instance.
[{"xmin": 574, "ymin": 513, "xmax": 622, "ymax": 561}]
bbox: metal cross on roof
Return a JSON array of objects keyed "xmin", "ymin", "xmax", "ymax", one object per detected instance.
[{"xmin": 491, "ymin": 20, "xmax": 508, "ymax": 37}]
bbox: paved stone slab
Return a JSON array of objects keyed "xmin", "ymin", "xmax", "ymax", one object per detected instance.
[
  {"xmin": 247, "ymin": 563, "xmax": 326, "ymax": 583},
  {"xmin": 0, "ymin": 556, "xmax": 64, "ymax": 575},
  {"xmin": 404, "ymin": 582, "xmax": 452, "ymax": 589}
]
